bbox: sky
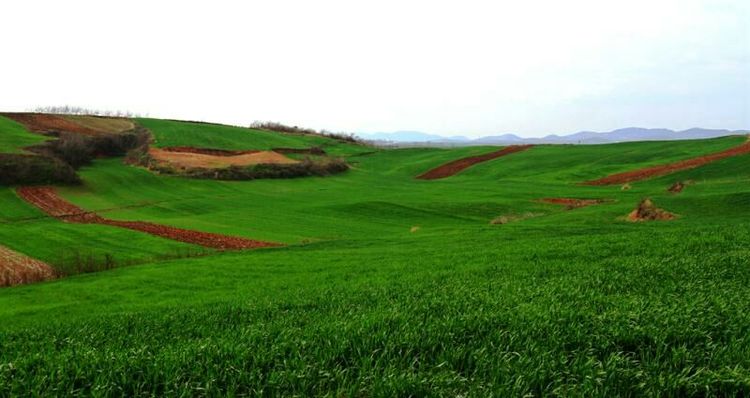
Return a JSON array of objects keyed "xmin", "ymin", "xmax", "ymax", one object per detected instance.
[{"xmin": 1, "ymin": 0, "xmax": 748, "ymax": 138}]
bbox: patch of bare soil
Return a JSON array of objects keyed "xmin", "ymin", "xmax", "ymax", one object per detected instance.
[
  {"xmin": 417, "ymin": 145, "xmax": 534, "ymax": 180},
  {"xmin": 102, "ymin": 220, "xmax": 279, "ymax": 250},
  {"xmin": 584, "ymin": 138, "xmax": 750, "ymax": 185},
  {"xmin": 668, "ymin": 181, "xmax": 686, "ymax": 194},
  {"xmin": 2, "ymin": 113, "xmax": 102, "ymax": 136},
  {"xmin": 540, "ymin": 198, "xmax": 607, "ymax": 210},
  {"xmin": 0, "ymin": 244, "xmax": 55, "ymax": 287},
  {"xmin": 63, "ymin": 115, "xmax": 135, "ymax": 134},
  {"xmin": 16, "ymin": 186, "xmax": 103, "ymax": 222},
  {"xmin": 16, "ymin": 186, "xmax": 280, "ymax": 250},
  {"xmin": 627, "ymin": 198, "xmax": 676, "ymax": 222},
  {"xmin": 149, "ymin": 148, "xmax": 298, "ymax": 169}
]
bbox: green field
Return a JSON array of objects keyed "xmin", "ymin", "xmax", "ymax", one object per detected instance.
[
  {"xmin": 0, "ymin": 115, "xmax": 48, "ymax": 153},
  {"xmin": 1, "ymin": 118, "xmax": 749, "ymax": 396}
]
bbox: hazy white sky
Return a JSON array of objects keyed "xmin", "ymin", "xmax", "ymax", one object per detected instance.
[{"xmin": 1, "ymin": 0, "xmax": 748, "ymax": 137}]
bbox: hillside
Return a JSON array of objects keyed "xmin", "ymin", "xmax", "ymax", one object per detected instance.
[
  {"xmin": 364, "ymin": 127, "xmax": 749, "ymax": 145},
  {"xmin": 1, "ymin": 115, "xmax": 750, "ymax": 395}
]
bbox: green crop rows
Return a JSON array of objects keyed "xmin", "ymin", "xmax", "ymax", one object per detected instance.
[{"xmin": 1, "ymin": 117, "xmax": 749, "ymax": 396}]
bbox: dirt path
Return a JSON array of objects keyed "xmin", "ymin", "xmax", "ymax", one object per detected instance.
[
  {"xmin": 16, "ymin": 187, "xmax": 280, "ymax": 250},
  {"xmin": 0, "ymin": 244, "xmax": 55, "ymax": 287},
  {"xmin": 417, "ymin": 145, "xmax": 533, "ymax": 180},
  {"xmin": 584, "ymin": 138, "xmax": 750, "ymax": 185}
]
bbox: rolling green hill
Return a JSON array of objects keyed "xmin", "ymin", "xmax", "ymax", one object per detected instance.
[
  {"xmin": 0, "ymin": 115, "xmax": 48, "ymax": 153},
  {"xmin": 137, "ymin": 118, "xmax": 367, "ymax": 156},
  {"xmin": 1, "ymin": 117, "xmax": 749, "ymax": 396}
]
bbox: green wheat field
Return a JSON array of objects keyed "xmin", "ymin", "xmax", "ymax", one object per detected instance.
[{"xmin": 1, "ymin": 114, "xmax": 749, "ymax": 396}]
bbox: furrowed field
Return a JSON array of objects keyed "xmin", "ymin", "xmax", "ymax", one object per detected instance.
[{"xmin": 1, "ymin": 115, "xmax": 749, "ymax": 396}]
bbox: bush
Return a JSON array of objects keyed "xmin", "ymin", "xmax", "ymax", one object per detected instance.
[
  {"xmin": 31, "ymin": 105, "xmax": 143, "ymax": 118},
  {"xmin": 31, "ymin": 128, "xmax": 151, "ymax": 170},
  {"xmin": 0, "ymin": 125, "xmax": 151, "ymax": 186},
  {"xmin": 48, "ymin": 133, "xmax": 95, "ymax": 168},
  {"xmin": 0, "ymin": 154, "xmax": 80, "ymax": 185},
  {"xmin": 250, "ymin": 121, "xmax": 362, "ymax": 144}
]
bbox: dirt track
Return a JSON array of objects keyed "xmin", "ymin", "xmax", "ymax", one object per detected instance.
[
  {"xmin": 16, "ymin": 187, "xmax": 279, "ymax": 250},
  {"xmin": 0, "ymin": 244, "xmax": 55, "ymax": 287},
  {"xmin": 585, "ymin": 139, "xmax": 750, "ymax": 185},
  {"xmin": 417, "ymin": 145, "xmax": 533, "ymax": 180}
]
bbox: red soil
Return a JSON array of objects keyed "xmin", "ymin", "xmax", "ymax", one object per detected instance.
[
  {"xmin": 2, "ymin": 113, "xmax": 103, "ymax": 136},
  {"xmin": 16, "ymin": 186, "xmax": 103, "ymax": 222},
  {"xmin": 584, "ymin": 139, "xmax": 750, "ymax": 185},
  {"xmin": 0, "ymin": 244, "xmax": 56, "ymax": 287},
  {"xmin": 540, "ymin": 198, "xmax": 607, "ymax": 209},
  {"xmin": 16, "ymin": 187, "xmax": 279, "ymax": 250},
  {"xmin": 417, "ymin": 145, "xmax": 533, "ymax": 180}
]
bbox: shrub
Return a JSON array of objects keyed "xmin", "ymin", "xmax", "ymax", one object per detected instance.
[
  {"xmin": 31, "ymin": 105, "xmax": 144, "ymax": 118},
  {"xmin": 0, "ymin": 154, "xmax": 80, "ymax": 185},
  {"xmin": 250, "ymin": 121, "xmax": 363, "ymax": 144},
  {"xmin": 1, "ymin": 125, "xmax": 151, "ymax": 186},
  {"xmin": 31, "ymin": 128, "xmax": 151, "ymax": 170}
]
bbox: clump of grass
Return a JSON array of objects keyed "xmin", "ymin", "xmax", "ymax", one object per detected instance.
[{"xmin": 490, "ymin": 212, "xmax": 542, "ymax": 225}]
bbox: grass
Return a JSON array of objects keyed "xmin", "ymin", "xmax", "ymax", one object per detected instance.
[
  {"xmin": 1, "ymin": 119, "xmax": 749, "ymax": 395},
  {"xmin": 0, "ymin": 115, "xmax": 48, "ymax": 153},
  {"xmin": 137, "ymin": 118, "xmax": 368, "ymax": 156}
]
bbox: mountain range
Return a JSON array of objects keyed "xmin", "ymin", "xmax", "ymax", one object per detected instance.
[{"xmin": 357, "ymin": 128, "xmax": 749, "ymax": 146}]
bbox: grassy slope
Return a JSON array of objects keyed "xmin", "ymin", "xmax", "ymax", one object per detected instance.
[
  {"xmin": 0, "ymin": 115, "xmax": 47, "ymax": 153},
  {"xmin": 1, "ymin": 120, "xmax": 749, "ymax": 395},
  {"xmin": 137, "ymin": 118, "xmax": 367, "ymax": 156}
]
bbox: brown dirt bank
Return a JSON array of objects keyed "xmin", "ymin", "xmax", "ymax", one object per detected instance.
[
  {"xmin": 1, "ymin": 113, "xmax": 133, "ymax": 136},
  {"xmin": 16, "ymin": 187, "xmax": 279, "ymax": 250},
  {"xmin": 584, "ymin": 138, "xmax": 750, "ymax": 185},
  {"xmin": 149, "ymin": 148, "xmax": 298, "ymax": 169},
  {"xmin": 0, "ymin": 244, "xmax": 56, "ymax": 287},
  {"xmin": 417, "ymin": 145, "xmax": 533, "ymax": 180}
]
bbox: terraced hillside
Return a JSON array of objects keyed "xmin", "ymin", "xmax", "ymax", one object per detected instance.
[{"xmin": 1, "ymin": 116, "xmax": 749, "ymax": 396}]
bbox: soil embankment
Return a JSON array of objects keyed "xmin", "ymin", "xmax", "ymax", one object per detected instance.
[
  {"xmin": 0, "ymin": 244, "xmax": 55, "ymax": 287},
  {"xmin": 584, "ymin": 139, "xmax": 750, "ymax": 185},
  {"xmin": 417, "ymin": 145, "xmax": 533, "ymax": 180},
  {"xmin": 16, "ymin": 187, "xmax": 279, "ymax": 250}
]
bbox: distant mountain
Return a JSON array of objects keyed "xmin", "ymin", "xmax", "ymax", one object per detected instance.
[
  {"xmin": 357, "ymin": 127, "xmax": 748, "ymax": 146},
  {"xmin": 358, "ymin": 131, "xmax": 470, "ymax": 143},
  {"xmin": 472, "ymin": 134, "xmax": 524, "ymax": 144}
]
